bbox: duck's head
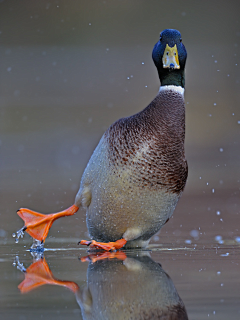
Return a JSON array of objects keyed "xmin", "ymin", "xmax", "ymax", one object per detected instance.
[{"xmin": 152, "ymin": 29, "xmax": 187, "ymax": 88}]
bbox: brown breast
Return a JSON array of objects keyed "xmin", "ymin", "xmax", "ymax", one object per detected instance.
[{"xmin": 105, "ymin": 88, "xmax": 188, "ymax": 194}]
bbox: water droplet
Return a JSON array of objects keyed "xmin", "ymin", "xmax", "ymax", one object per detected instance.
[
  {"xmin": 215, "ymin": 235, "xmax": 222, "ymax": 241},
  {"xmin": 216, "ymin": 211, "xmax": 221, "ymax": 215},
  {"xmin": 212, "ymin": 188, "xmax": 215, "ymax": 193},
  {"xmin": 214, "ymin": 103, "xmax": 217, "ymax": 106},
  {"xmin": 219, "ymin": 148, "xmax": 223, "ymax": 152},
  {"xmin": 141, "ymin": 62, "xmax": 145, "ymax": 65},
  {"xmin": 221, "ymin": 252, "xmax": 229, "ymax": 257},
  {"xmin": 13, "ymin": 226, "xmax": 26, "ymax": 243},
  {"xmin": 190, "ymin": 230, "xmax": 199, "ymax": 238}
]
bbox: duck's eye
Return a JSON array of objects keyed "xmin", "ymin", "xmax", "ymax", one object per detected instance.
[
  {"xmin": 180, "ymin": 38, "xmax": 182, "ymax": 42},
  {"xmin": 174, "ymin": 52, "xmax": 176, "ymax": 56},
  {"xmin": 166, "ymin": 52, "xmax": 169, "ymax": 55},
  {"xmin": 160, "ymin": 36, "xmax": 162, "ymax": 41}
]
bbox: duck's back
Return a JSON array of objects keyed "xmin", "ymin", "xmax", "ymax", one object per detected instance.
[{"xmin": 76, "ymin": 86, "xmax": 188, "ymax": 244}]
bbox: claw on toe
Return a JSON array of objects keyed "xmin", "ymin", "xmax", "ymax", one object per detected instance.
[
  {"xmin": 79, "ymin": 238, "xmax": 127, "ymax": 251},
  {"xmin": 78, "ymin": 240, "xmax": 92, "ymax": 247}
]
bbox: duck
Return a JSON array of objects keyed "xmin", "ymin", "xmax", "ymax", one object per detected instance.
[{"xmin": 16, "ymin": 29, "xmax": 188, "ymax": 251}]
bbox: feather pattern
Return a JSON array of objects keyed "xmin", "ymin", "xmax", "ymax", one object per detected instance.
[{"xmin": 105, "ymin": 88, "xmax": 188, "ymax": 194}]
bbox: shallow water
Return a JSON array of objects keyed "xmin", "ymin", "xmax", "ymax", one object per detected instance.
[{"xmin": 1, "ymin": 238, "xmax": 240, "ymax": 320}]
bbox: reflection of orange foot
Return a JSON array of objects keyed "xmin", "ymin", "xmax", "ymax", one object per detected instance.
[
  {"xmin": 18, "ymin": 258, "xmax": 79, "ymax": 294},
  {"xmin": 79, "ymin": 238, "xmax": 127, "ymax": 251},
  {"xmin": 81, "ymin": 251, "xmax": 127, "ymax": 263},
  {"xmin": 17, "ymin": 204, "xmax": 79, "ymax": 242}
]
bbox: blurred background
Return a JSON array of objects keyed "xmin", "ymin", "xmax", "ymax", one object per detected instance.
[{"xmin": 1, "ymin": 0, "xmax": 240, "ymax": 245}]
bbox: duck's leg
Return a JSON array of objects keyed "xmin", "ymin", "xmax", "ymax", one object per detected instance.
[
  {"xmin": 79, "ymin": 238, "xmax": 127, "ymax": 251},
  {"xmin": 16, "ymin": 204, "xmax": 79, "ymax": 242}
]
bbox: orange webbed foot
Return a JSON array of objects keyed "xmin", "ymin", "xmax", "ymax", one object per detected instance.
[
  {"xmin": 79, "ymin": 238, "xmax": 127, "ymax": 251},
  {"xmin": 15, "ymin": 204, "xmax": 79, "ymax": 242},
  {"xmin": 81, "ymin": 251, "xmax": 127, "ymax": 263}
]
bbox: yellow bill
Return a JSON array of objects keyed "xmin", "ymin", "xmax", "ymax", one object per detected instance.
[{"xmin": 162, "ymin": 44, "xmax": 180, "ymax": 69}]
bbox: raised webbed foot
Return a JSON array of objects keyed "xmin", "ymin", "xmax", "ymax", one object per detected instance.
[{"xmin": 15, "ymin": 204, "xmax": 79, "ymax": 242}]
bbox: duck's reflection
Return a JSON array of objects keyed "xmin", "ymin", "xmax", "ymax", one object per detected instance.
[{"xmin": 15, "ymin": 251, "xmax": 188, "ymax": 320}]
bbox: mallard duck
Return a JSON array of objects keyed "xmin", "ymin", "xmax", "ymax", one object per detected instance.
[{"xmin": 16, "ymin": 29, "xmax": 188, "ymax": 251}]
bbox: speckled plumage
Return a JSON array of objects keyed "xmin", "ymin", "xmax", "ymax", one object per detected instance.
[
  {"xmin": 75, "ymin": 86, "xmax": 188, "ymax": 247},
  {"xmin": 106, "ymin": 87, "xmax": 187, "ymax": 193},
  {"xmin": 74, "ymin": 28, "xmax": 188, "ymax": 248}
]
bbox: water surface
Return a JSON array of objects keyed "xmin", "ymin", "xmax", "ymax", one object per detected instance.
[{"xmin": 1, "ymin": 236, "xmax": 240, "ymax": 319}]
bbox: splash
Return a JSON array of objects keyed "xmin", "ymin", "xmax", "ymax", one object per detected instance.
[
  {"xmin": 12, "ymin": 226, "xmax": 26, "ymax": 243},
  {"xmin": 13, "ymin": 256, "xmax": 26, "ymax": 272},
  {"xmin": 12, "ymin": 227, "xmax": 44, "ymax": 252},
  {"xmin": 30, "ymin": 239, "xmax": 44, "ymax": 253}
]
